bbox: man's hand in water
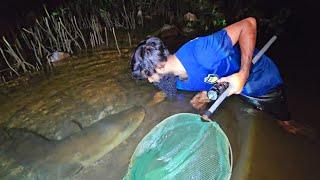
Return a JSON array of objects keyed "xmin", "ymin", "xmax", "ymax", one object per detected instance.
[
  {"xmin": 190, "ymin": 91, "xmax": 210, "ymax": 111},
  {"xmin": 191, "ymin": 92, "xmax": 212, "ymax": 121},
  {"xmin": 217, "ymin": 71, "xmax": 249, "ymax": 96}
]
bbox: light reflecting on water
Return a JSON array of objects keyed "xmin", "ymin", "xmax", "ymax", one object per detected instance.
[{"xmin": 0, "ymin": 48, "xmax": 319, "ymax": 179}]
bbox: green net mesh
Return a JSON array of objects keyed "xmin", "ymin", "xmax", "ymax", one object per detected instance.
[{"xmin": 124, "ymin": 113, "xmax": 232, "ymax": 180}]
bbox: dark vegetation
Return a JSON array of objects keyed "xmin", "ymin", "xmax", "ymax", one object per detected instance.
[{"xmin": 0, "ymin": 0, "xmax": 292, "ymax": 84}]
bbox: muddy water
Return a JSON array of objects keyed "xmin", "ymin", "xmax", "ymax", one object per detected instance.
[
  {"xmin": 0, "ymin": 48, "xmax": 319, "ymax": 179},
  {"xmin": 0, "ymin": 48, "xmax": 197, "ymax": 179},
  {"xmin": 0, "ymin": 49, "xmax": 154, "ymax": 140},
  {"xmin": 248, "ymin": 113, "xmax": 320, "ymax": 180}
]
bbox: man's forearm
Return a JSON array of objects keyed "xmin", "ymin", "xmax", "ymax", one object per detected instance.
[
  {"xmin": 224, "ymin": 17, "xmax": 257, "ymax": 75},
  {"xmin": 220, "ymin": 17, "xmax": 257, "ymax": 95},
  {"xmin": 238, "ymin": 18, "xmax": 256, "ymax": 76}
]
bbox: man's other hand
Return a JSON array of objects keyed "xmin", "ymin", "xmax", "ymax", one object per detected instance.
[
  {"xmin": 190, "ymin": 91, "xmax": 210, "ymax": 111},
  {"xmin": 217, "ymin": 71, "xmax": 249, "ymax": 96}
]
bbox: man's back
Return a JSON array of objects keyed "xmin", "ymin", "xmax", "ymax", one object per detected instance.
[{"xmin": 175, "ymin": 29, "xmax": 283, "ymax": 97}]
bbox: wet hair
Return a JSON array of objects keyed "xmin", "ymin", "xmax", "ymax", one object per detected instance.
[{"xmin": 130, "ymin": 37, "xmax": 170, "ymax": 80}]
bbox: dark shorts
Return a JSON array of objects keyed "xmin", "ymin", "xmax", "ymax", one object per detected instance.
[{"xmin": 240, "ymin": 86, "xmax": 290, "ymax": 121}]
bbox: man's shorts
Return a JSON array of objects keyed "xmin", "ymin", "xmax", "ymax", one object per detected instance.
[{"xmin": 240, "ymin": 86, "xmax": 290, "ymax": 121}]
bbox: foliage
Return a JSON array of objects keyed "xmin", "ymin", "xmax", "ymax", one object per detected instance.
[
  {"xmin": 0, "ymin": 0, "xmax": 292, "ymax": 84},
  {"xmin": 185, "ymin": 0, "xmax": 227, "ymax": 33}
]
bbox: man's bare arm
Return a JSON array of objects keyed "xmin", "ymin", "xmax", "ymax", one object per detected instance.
[
  {"xmin": 190, "ymin": 17, "xmax": 257, "ymax": 110},
  {"xmin": 218, "ymin": 17, "xmax": 257, "ymax": 95}
]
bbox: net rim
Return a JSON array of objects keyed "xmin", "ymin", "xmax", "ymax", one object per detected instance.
[{"xmin": 125, "ymin": 113, "xmax": 233, "ymax": 180}]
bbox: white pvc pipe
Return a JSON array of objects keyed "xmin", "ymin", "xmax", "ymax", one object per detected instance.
[{"xmin": 252, "ymin": 35, "xmax": 277, "ymax": 64}]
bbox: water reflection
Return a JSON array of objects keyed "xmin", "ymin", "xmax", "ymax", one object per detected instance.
[{"xmin": 0, "ymin": 49, "xmax": 319, "ymax": 179}]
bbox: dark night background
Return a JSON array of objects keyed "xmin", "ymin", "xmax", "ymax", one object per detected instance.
[{"xmin": 0, "ymin": 0, "xmax": 319, "ymax": 133}]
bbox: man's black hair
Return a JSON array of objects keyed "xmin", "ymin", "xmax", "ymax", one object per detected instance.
[{"xmin": 130, "ymin": 37, "xmax": 170, "ymax": 80}]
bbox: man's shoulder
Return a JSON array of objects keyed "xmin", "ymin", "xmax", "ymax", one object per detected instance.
[
  {"xmin": 176, "ymin": 29, "xmax": 226, "ymax": 52},
  {"xmin": 175, "ymin": 37, "xmax": 198, "ymax": 56}
]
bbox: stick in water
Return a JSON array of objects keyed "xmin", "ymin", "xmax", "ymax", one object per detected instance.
[{"xmin": 112, "ymin": 27, "xmax": 121, "ymax": 55}]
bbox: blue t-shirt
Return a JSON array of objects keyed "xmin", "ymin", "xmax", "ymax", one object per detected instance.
[{"xmin": 175, "ymin": 29, "xmax": 283, "ymax": 97}]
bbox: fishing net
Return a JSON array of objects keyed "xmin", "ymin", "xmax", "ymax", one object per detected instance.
[{"xmin": 124, "ymin": 113, "xmax": 232, "ymax": 180}]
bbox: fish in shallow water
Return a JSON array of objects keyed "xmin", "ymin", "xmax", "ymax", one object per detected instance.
[{"xmin": 0, "ymin": 106, "xmax": 145, "ymax": 179}]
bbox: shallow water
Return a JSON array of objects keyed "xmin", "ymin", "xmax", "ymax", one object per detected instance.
[
  {"xmin": 0, "ymin": 48, "xmax": 319, "ymax": 179},
  {"xmin": 0, "ymin": 48, "xmax": 154, "ymax": 140},
  {"xmin": 0, "ymin": 48, "xmax": 197, "ymax": 179}
]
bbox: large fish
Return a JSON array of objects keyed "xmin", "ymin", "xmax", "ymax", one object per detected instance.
[{"xmin": 0, "ymin": 106, "xmax": 145, "ymax": 179}]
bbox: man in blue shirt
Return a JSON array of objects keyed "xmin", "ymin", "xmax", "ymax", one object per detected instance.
[{"xmin": 131, "ymin": 17, "xmax": 312, "ymax": 136}]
